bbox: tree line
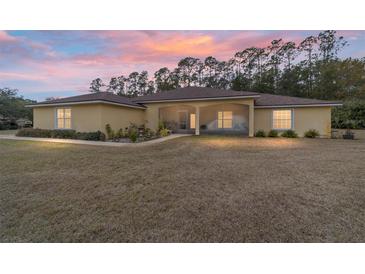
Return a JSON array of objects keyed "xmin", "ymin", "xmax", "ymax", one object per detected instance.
[
  {"xmin": 0, "ymin": 88, "xmax": 35, "ymax": 128},
  {"xmin": 89, "ymin": 30, "xmax": 365, "ymax": 101}
]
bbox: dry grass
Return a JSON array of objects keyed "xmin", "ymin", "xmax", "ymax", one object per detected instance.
[{"xmin": 1, "ymin": 136, "xmax": 365, "ymax": 242}]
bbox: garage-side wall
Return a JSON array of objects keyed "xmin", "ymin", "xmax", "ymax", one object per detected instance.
[
  {"xmin": 33, "ymin": 107, "xmax": 54, "ymax": 129},
  {"xmin": 254, "ymin": 107, "xmax": 332, "ymax": 137},
  {"xmin": 33, "ymin": 104, "xmax": 103, "ymax": 132},
  {"xmin": 72, "ymin": 104, "xmax": 103, "ymax": 132},
  {"xmin": 100, "ymin": 104, "xmax": 145, "ymax": 133}
]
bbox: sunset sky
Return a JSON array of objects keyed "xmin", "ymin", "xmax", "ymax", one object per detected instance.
[{"xmin": 1, "ymin": 30, "xmax": 364, "ymax": 101}]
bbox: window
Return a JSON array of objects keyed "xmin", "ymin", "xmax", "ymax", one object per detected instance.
[
  {"xmin": 190, "ymin": 113, "xmax": 196, "ymax": 129},
  {"xmin": 218, "ymin": 111, "xmax": 233, "ymax": 129},
  {"xmin": 56, "ymin": 108, "xmax": 71, "ymax": 129},
  {"xmin": 272, "ymin": 109, "xmax": 292, "ymax": 130}
]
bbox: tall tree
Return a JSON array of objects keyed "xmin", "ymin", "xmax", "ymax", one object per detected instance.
[
  {"xmin": 177, "ymin": 57, "xmax": 200, "ymax": 87},
  {"xmin": 0, "ymin": 88, "xmax": 34, "ymax": 121},
  {"xmin": 154, "ymin": 67, "xmax": 176, "ymax": 91},
  {"xmin": 318, "ymin": 30, "xmax": 347, "ymax": 61},
  {"xmin": 89, "ymin": 78, "xmax": 104, "ymax": 92},
  {"xmin": 126, "ymin": 72, "xmax": 140, "ymax": 97},
  {"xmin": 278, "ymin": 41, "xmax": 298, "ymax": 71},
  {"xmin": 299, "ymin": 36, "xmax": 318, "ymax": 96},
  {"xmin": 203, "ymin": 56, "xmax": 219, "ymax": 87},
  {"xmin": 107, "ymin": 76, "xmax": 126, "ymax": 95}
]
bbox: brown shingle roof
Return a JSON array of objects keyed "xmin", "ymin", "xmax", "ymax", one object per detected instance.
[
  {"xmin": 28, "ymin": 92, "xmax": 145, "ymax": 108},
  {"xmin": 254, "ymin": 93, "xmax": 342, "ymax": 107},
  {"xmin": 28, "ymin": 88, "xmax": 342, "ymax": 109},
  {"xmin": 133, "ymin": 87, "xmax": 260, "ymax": 102}
]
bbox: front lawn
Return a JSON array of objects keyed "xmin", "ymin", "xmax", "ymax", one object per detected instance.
[{"xmin": 1, "ymin": 136, "xmax": 364, "ymax": 242}]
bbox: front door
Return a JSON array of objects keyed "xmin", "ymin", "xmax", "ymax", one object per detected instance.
[{"xmin": 178, "ymin": 111, "xmax": 188, "ymax": 129}]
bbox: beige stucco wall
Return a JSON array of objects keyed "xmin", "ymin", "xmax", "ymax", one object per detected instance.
[
  {"xmin": 100, "ymin": 104, "xmax": 145, "ymax": 133},
  {"xmin": 143, "ymin": 98, "xmax": 255, "ymax": 136},
  {"xmin": 254, "ymin": 106, "xmax": 332, "ymax": 137},
  {"xmin": 71, "ymin": 104, "xmax": 103, "ymax": 132},
  {"xmin": 33, "ymin": 103, "xmax": 145, "ymax": 133},
  {"xmin": 33, "ymin": 107, "xmax": 54, "ymax": 129}
]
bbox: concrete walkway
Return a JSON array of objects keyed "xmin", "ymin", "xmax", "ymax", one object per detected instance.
[{"xmin": 0, "ymin": 134, "xmax": 191, "ymax": 147}]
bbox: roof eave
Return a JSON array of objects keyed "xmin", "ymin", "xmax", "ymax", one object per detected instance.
[
  {"xmin": 134, "ymin": 95, "xmax": 260, "ymax": 104},
  {"xmin": 254, "ymin": 103, "xmax": 343, "ymax": 108},
  {"xmin": 26, "ymin": 100, "xmax": 146, "ymax": 109}
]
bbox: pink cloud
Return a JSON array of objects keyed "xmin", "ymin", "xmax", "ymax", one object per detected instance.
[{"xmin": 0, "ymin": 30, "xmax": 17, "ymax": 42}]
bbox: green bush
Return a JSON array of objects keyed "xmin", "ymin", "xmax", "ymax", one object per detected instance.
[
  {"xmin": 129, "ymin": 130, "xmax": 137, "ymax": 142},
  {"xmin": 267, "ymin": 129, "xmax": 278, "ymax": 137},
  {"xmin": 76, "ymin": 131, "xmax": 106, "ymax": 141},
  {"xmin": 255, "ymin": 130, "xmax": 266, "ymax": 137},
  {"xmin": 16, "ymin": 128, "xmax": 105, "ymax": 141},
  {"xmin": 115, "ymin": 128, "xmax": 124, "ymax": 139},
  {"xmin": 105, "ymin": 124, "xmax": 115, "ymax": 140},
  {"xmin": 16, "ymin": 128, "xmax": 52, "ymax": 138},
  {"xmin": 332, "ymin": 100, "xmax": 365, "ymax": 129},
  {"xmin": 304, "ymin": 129, "xmax": 320, "ymax": 138},
  {"xmin": 281, "ymin": 129, "xmax": 298, "ymax": 138},
  {"xmin": 159, "ymin": 128, "xmax": 169, "ymax": 137},
  {"xmin": 51, "ymin": 129, "xmax": 76, "ymax": 139},
  {"xmin": 158, "ymin": 120, "xmax": 165, "ymax": 131}
]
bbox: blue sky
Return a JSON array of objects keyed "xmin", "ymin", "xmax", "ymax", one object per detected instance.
[{"xmin": 0, "ymin": 30, "xmax": 364, "ymax": 101}]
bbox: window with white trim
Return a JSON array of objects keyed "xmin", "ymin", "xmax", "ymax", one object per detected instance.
[
  {"xmin": 272, "ymin": 109, "xmax": 292, "ymax": 130},
  {"xmin": 218, "ymin": 111, "xmax": 233, "ymax": 129},
  {"xmin": 56, "ymin": 108, "xmax": 71, "ymax": 129}
]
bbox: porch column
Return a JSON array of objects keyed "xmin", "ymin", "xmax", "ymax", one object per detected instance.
[
  {"xmin": 195, "ymin": 106, "xmax": 200, "ymax": 135},
  {"xmin": 249, "ymin": 103, "xmax": 254, "ymax": 137}
]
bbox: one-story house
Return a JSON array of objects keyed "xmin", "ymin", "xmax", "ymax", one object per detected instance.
[{"xmin": 27, "ymin": 87, "xmax": 342, "ymax": 137}]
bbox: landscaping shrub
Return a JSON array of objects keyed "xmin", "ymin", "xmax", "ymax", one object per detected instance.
[
  {"xmin": 144, "ymin": 127, "xmax": 155, "ymax": 139},
  {"xmin": 267, "ymin": 129, "xmax": 278, "ymax": 137},
  {"xmin": 51, "ymin": 129, "xmax": 76, "ymax": 139},
  {"xmin": 304, "ymin": 129, "xmax": 320, "ymax": 138},
  {"xmin": 162, "ymin": 120, "xmax": 178, "ymax": 131},
  {"xmin": 114, "ymin": 128, "xmax": 124, "ymax": 140},
  {"xmin": 255, "ymin": 130, "xmax": 266, "ymax": 137},
  {"xmin": 281, "ymin": 129, "xmax": 298, "ymax": 138},
  {"xmin": 76, "ymin": 131, "xmax": 106, "ymax": 141},
  {"xmin": 159, "ymin": 128, "xmax": 169, "ymax": 137},
  {"xmin": 16, "ymin": 128, "xmax": 52, "ymax": 138},
  {"xmin": 16, "ymin": 128, "xmax": 105, "ymax": 141},
  {"xmin": 105, "ymin": 124, "xmax": 115, "ymax": 140},
  {"xmin": 158, "ymin": 120, "xmax": 165, "ymax": 131},
  {"xmin": 125, "ymin": 123, "xmax": 138, "ymax": 142},
  {"xmin": 129, "ymin": 130, "xmax": 137, "ymax": 142}
]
